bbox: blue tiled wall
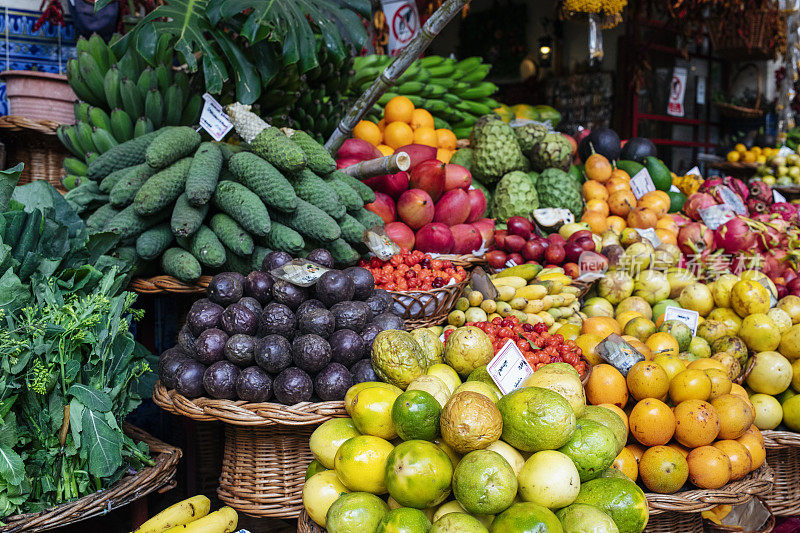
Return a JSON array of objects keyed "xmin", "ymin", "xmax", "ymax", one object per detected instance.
[{"xmin": 0, "ymin": 8, "xmax": 77, "ymax": 115}]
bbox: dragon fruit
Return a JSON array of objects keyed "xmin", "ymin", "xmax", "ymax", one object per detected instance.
[
  {"xmin": 747, "ymin": 198, "xmax": 770, "ymax": 215},
  {"xmin": 684, "ymin": 193, "xmax": 717, "ymax": 220},
  {"xmin": 700, "ymin": 176, "xmax": 749, "ymax": 205},
  {"xmin": 699, "ymin": 177, "xmax": 724, "ymax": 194},
  {"xmin": 749, "ymin": 180, "xmax": 772, "ymax": 203},
  {"xmin": 770, "ymin": 202, "xmax": 798, "ymax": 223},
  {"xmin": 723, "ymin": 176, "xmax": 749, "ymax": 201}
]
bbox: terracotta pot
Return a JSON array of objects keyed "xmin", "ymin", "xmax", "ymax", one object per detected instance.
[{"xmin": 1, "ymin": 70, "xmax": 76, "ymax": 124}]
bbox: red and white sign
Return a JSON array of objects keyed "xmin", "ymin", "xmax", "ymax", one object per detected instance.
[
  {"xmin": 667, "ymin": 67, "xmax": 687, "ymax": 117},
  {"xmin": 381, "ymin": 0, "xmax": 420, "ymax": 56}
]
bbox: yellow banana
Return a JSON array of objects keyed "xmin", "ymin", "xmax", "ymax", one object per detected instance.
[
  {"xmin": 133, "ymin": 496, "xmax": 211, "ymax": 533},
  {"xmin": 163, "ymin": 506, "xmax": 237, "ymax": 533},
  {"xmin": 515, "ymin": 284, "xmax": 548, "ymax": 301},
  {"xmin": 491, "ymin": 276, "xmax": 527, "ymax": 289}
]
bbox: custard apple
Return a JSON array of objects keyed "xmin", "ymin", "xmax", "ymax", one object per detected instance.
[
  {"xmin": 536, "ymin": 168, "xmax": 584, "ymax": 218},
  {"xmin": 529, "ymin": 133, "xmax": 573, "ymax": 172},
  {"xmin": 491, "ymin": 171, "xmax": 539, "ymax": 221},
  {"xmin": 472, "ymin": 119, "xmax": 526, "ymax": 184},
  {"xmin": 514, "ymin": 123, "xmax": 548, "ymax": 152},
  {"xmin": 469, "ymin": 114, "xmax": 503, "ymax": 145},
  {"xmin": 449, "ymin": 147, "xmax": 474, "ymax": 170}
]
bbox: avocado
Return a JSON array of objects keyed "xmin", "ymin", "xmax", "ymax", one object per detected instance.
[
  {"xmin": 236, "ymin": 366, "xmax": 272, "ymax": 402},
  {"xmin": 307, "ymin": 248, "xmax": 335, "ymax": 268},
  {"xmin": 220, "ymin": 303, "xmax": 258, "ymax": 336},
  {"xmin": 343, "ymin": 266, "xmax": 375, "ymax": 300},
  {"xmin": 193, "ymin": 328, "xmax": 228, "ymax": 365},
  {"xmin": 361, "ymin": 323, "xmax": 382, "ymax": 352},
  {"xmin": 158, "ymin": 347, "xmax": 190, "ymax": 390},
  {"xmin": 224, "ymin": 334, "xmax": 256, "ymax": 367},
  {"xmin": 177, "ymin": 325, "xmax": 197, "ymax": 356},
  {"xmin": 272, "ymin": 279, "xmax": 309, "ymax": 310},
  {"xmin": 244, "ymin": 271, "xmax": 274, "ymax": 304},
  {"xmin": 298, "ymin": 307, "xmax": 335, "ymax": 338},
  {"xmin": 174, "ymin": 359, "xmax": 207, "ymax": 398},
  {"xmin": 351, "ymin": 359, "xmax": 378, "ymax": 384},
  {"xmin": 262, "ymin": 250, "xmax": 292, "ymax": 272},
  {"xmin": 371, "ymin": 312, "xmax": 406, "ymax": 332},
  {"xmin": 238, "ymin": 296, "xmax": 262, "ymax": 316},
  {"xmin": 297, "ymin": 299, "xmax": 327, "ymax": 315},
  {"xmin": 329, "ymin": 329, "xmax": 366, "ymax": 367},
  {"xmin": 620, "ymin": 137, "xmax": 657, "ymax": 163},
  {"xmin": 208, "ymin": 272, "xmax": 244, "ymax": 305},
  {"xmin": 203, "ymin": 361, "xmax": 240, "ymax": 399},
  {"xmin": 579, "ymin": 128, "xmax": 621, "ymax": 162},
  {"xmin": 259, "ymin": 302, "xmax": 296, "ymax": 337},
  {"xmin": 186, "ymin": 300, "xmax": 223, "ymax": 336}
]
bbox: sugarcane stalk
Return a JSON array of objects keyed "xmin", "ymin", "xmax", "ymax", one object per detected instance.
[
  {"xmin": 325, "ymin": 0, "xmax": 471, "ymax": 154},
  {"xmin": 340, "ymin": 152, "xmax": 411, "ymax": 179}
]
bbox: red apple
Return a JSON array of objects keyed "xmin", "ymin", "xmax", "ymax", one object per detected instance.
[
  {"xmin": 364, "ymin": 192, "xmax": 396, "ymax": 224},
  {"xmin": 364, "ymin": 172, "xmax": 409, "ymax": 200},
  {"xmin": 466, "ymin": 190, "xmax": 487, "ymax": 223},
  {"xmin": 395, "ymin": 144, "xmax": 437, "ymax": 169},
  {"xmin": 444, "ymin": 164, "xmax": 472, "ymax": 191},
  {"xmin": 415, "ymin": 223, "xmax": 454, "ymax": 254},
  {"xmin": 409, "ymin": 160, "xmax": 446, "ymax": 201},
  {"xmin": 521, "ymin": 240, "xmax": 545, "ymax": 262},
  {"xmin": 433, "ymin": 189, "xmax": 470, "ymax": 226},
  {"xmin": 472, "ymin": 219, "xmax": 495, "ymax": 246},
  {"xmin": 547, "ymin": 234, "xmax": 566, "ymax": 246},
  {"xmin": 451, "ymin": 224, "xmax": 482, "ymax": 254},
  {"xmin": 337, "ymin": 138, "xmax": 381, "ymax": 161},
  {"xmin": 494, "ymin": 229, "xmax": 507, "ymax": 250},
  {"xmin": 385, "ymin": 221, "xmax": 415, "ymax": 250},
  {"xmin": 545, "ymin": 244, "xmax": 565, "ymax": 264},
  {"xmin": 397, "ymin": 189, "xmax": 435, "ymax": 230},
  {"xmin": 486, "ymin": 250, "xmax": 507, "ymax": 269},
  {"xmin": 337, "ymin": 157, "xmax": 362, "ymax": 170},
  {"xmin": 507, "ymin": 253, "xmax": 524, "ymax": 266},
  {"xmin": 504, "ymin": 235, "xmax": 525, "ymax": 253},
  {"xmin": 507, "ymin": 216, "xmax": 533, "ymax": 240}
]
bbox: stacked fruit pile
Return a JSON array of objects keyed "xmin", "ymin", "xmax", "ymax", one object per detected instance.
[
  {"xmin": 493, "ymin": 103, "xmax": 562, "ymax": 125},
  {"xmin": 725, "ymin": 143, "xmax": 772, "ymax": 165},
  {"xmin": 60, "ymin": 35, "xmax": 202, "ymax": 190},
  {"xmin": 352, "ymin": 56, "xmax": 499, "ymax": 139},
  {"xmin": 754, "ymin": 148, "xmax": 800, "ymax": 186},
  {"xmin": 358, "ymin": 252, "xmax": 468, "ymax": 292},
  {"xmin": 157, "ymin": 251, "xmax": 406, "ymax": 405},
  {"xmin": 66, "ymin": 106, "xmax": 384, "ymax": 281}
]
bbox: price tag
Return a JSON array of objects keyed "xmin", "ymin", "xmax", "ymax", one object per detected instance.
[
  {"xmin": 774, "ymin": 189, "xmax": 788, "ymax": 203},
  {"xmin": 577, "ymin": 251, "xmax": 608, "ymax": 282},
  {"xmin": 630, "ymin": 168, "xmax": 656, "ymax": 199},
  {"xmin": 699, "ymin": 204, "xmax": 735, "ymax": 230},
  {"xmin": 596, "ymin": 333, "xmax": 645, "ymax": 376},
  {"xmin": 471, "ymin": 267, "xmax": 499, "ymax": 300},
  {"xmin": 199, "ymin": 93, "xmax": 233, "ymax": 141},
  {"xmin": 533, "ymin": 208, "xmax": 574, "ymax": 227},
  {"xmin": 487, "ymin": 339, "xmax": 535, "ymax": 395},
  {"xmin": 637, "ymin": 228, "xmax": 662, "ymax": 247},
  {"xmin": 778, "ymin": 146, "xmax": 795, "ymax": 157},
  {"xmin": 717, "ymin": 186, "xmax": 747, "ymax": 215},
  {"xmin": 664, "ymin": 306, "xmax": 700, "ymax": 335},
  {"xmin": 363, "ymin": 226, "xmax": 401, "ymax": 260},
  {"xmin": 670, "ymin": 184, "xmax": 681, "ymax": 193},
  {"xmin": 686, "ymin": 166, "xmax": 703, "ymax": 178},
  {"xmin": 270, "ymin": 259, "xmax": 330, "ymax": 287}
]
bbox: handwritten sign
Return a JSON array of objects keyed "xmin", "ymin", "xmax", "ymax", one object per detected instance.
[
  {"xmin": 199, "ymin": 93, "xmax": 233, "ymax": 141},
  {"xmin": 487, "ymin": 340, "xmax": 534, "ymax": 395},
  {"xmin": 630, "ymin": 168, "xmax": 656, "ymax": 199}
]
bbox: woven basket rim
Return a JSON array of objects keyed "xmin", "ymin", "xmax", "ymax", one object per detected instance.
[
  {"xmin": 646, "ymin": 462, "xmax": 774, "ymax": 515},
  {"xmin": 153, "ymin": 381, "xmax": 347, "ymax": 426},
  {"xmin": 130, "ymin": 275, "xmax": 212, "ymax": 295},
  {"xmin": 0, "ymin": 114, "xmax": 60, "ymax": 135},
  {"xmin": 761, "ymin": 429, "xmax": 800, "ymax": 448},
  {"xmin": 385, "ymin": 277, "xmax": 470, "ymax": 297},
  {"xmin": 0, "ymin": 423, "xmax": 182, "ymax": 532}
]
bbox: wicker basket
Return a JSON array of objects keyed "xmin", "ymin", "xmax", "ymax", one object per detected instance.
[
  {"xmin": 644, "ymin": 512, "xmax": 703, "ymax": 533},
  {"xmin": 761, "ymin": 429, "xmax": 800, "ymax": 516},
  {"xmin": 388, "ymin": 278, "xmax": 470, "ymax": 329},
  {"xmin": 0, "ymin": 115, "xmax": 67, "ymax": 192},
  {"xmin": 436, "ymin": 254, "xmax": 488, "ymax": 270},
  {"xmin": 703, "ymin": 496, "xmax": 775, "ymax": 533},
  {"xmin": 153, "ymin": 382, "xmax": 346, "ymax": 519},
  {"xmin": 0, "ymin": 424, "xmax": 182, "ymax": 532},
  {"xmin": 707, "ymin": 9, "xmax": 785, "ymax": 61},
  {"xmin": 130, "ymin": 275, "xmax": 212, "ymax": 295},
  {"xmin": 713, "ymin": 64, "xmax": 764, "ymax": 119}
]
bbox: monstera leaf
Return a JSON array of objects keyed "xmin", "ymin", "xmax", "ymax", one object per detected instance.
[{"xmin": 100, "ymin": 0, "xmax": 369, "ymax": 105}]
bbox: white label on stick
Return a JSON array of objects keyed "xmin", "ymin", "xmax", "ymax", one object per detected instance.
[
  {"xmin": 687, "ymin": 166, "xmax": 702, "ymax": 178},
  {"xmin": 699, "ymin": 204, "xmax": 735, "ymax": 230},
  {"xmin": 630, "ymin": 168, "xmax": 656, "ymax": 199},
  {"xmin": 664, "ymin": 306, "xmax": 700, "ymax": 335},
  {"xmin": 487, "ymin": 340, "xmax": 534, "ymax": 395},
  {"xmin": 774, "ymin": 189, "xmax": 788, "ymax": 203},
  {"xmin": 637, "ymin": 228, "xmax": 661, "ymax": 247},
  {"xmin": 199, "ymin": 93, "xmax": 233, "ymax": 141}
]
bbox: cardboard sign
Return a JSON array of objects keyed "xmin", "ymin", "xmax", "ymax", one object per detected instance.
[
  {"xmin": 774, "ymin": 189, "xmax": 788, "ymax": 203},
  {"xmin": 667, "ymin": 66, "xmax": 687, "ymax": 117},
  {"xmin": 718, "ymin": 186, "xmax": 747, "ymax": 215},
  {"xmin": 637, "ymin": 228, "xmax": 662, "ymax": 248},
  {"xmin": 663, "ymin": 306, "xmax": 700, "ymax": 335},
  {"xmin": 487, "ymin": 340, "xmax": 534, "ymax": 395},
  {"xmin": 630, "ymin": 168, "xmax": 656, "ymax": 199},
  {"xmin": 699, "ymin": 204, "xmax": 735, "ymax": 230},
  {"xmin": 199, "ymin": 93, "xmax": 233, "ymax": 141},
  {"xmin": 363, "ymin": 226, "xmax": 401, "ymax": 260},
  {"xmin": 596, "ymin": 333, "xmax": 645, "ymax": 376}
]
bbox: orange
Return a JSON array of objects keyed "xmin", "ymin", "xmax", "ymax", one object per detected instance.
[
  {"xmin": 616, "ymin": 311, "xmax": 644, "ymax": 329},
  {"xmin": 743, "ymin": 425, "xmax": 765, "ymax": 446},
  {"xmin": 585, "ymin": 364, "xmax": 629, "ymax": 408},
  {"xmin": 383, "ymin": 121, "xmax": 414, "ymax": 149},
  {"xmin": 581, "ymin": 211, "xmax": 609, "ymax": 234},
  {"xmin": 606, "ymin": 215, "xmax": 627, "ymax": 233},
  {"xmin": 687, "ymin": 446, "xmax": 731, "ymax": 489},
  {"xmin": 627, "ymin": 361, "xmax": 670, "ymax": 401},
  {"xmin": 612, "ymin": 447, "xmax": 639, "ymax": 481},
  {"xmin": 624, "ymin": 337, "xmax": 653, "ymax": 361},
  {"xmin": 646, "ymin": 332, "xmax": 680, "ymax": 358},
  {"xmin": 377, "ymin": 118, "xmax": 386, "ymax": 131},
  {"xmin": 667, "ymin": 442, "xmax": 691, "ymax": 458},
  {"xmin": 729, "ymin": 383, "xmax": 750, "ymax": 402},
  {"xmin": 376, "ymin": 144, "xmax": 394, "ymax": 157},
  {"xmin": 410, "ymin": 108, "xmax": 434, "ymax": 130},
  {"xmin": 610, "ymin": 168, "xmax": 630, "ymax": 182},
  {"xmin": 436, "ymin": 148, "xmax": 453, "ymax": 164},
  {"xmin": 627, "ymin": 207, "xmax": 658, "ymax": 229},
  {"xmin": 583, "ymin": 180, "xmax": 609, "ymax": 202},
  {"xmin": 653, "ymin": 354, "xmax": 687, "ymax": 382},
  {"xmin": 713, "ymin": 440, "xmax": 752, "ymax": 481},
  {"xmin": 599, "ymin": 403, "xmax": 630, "ymax": 435},
  {"xmin": 651, "ymin": 190, "xmax": 671, "ymax": 204},
  {"xmin": 656, "ymin": 216, "xmax": 679, "ymax": 235},
  {"xmin": 435, "ymin": 129, "xmax": 457, "ymax": 150},
  {"xmin": 655, "ymin": 229, "xmax": 677, "ymax": 246},
  {"xmin": 629, "ymin": 398, "xmax": 675, "ymax": 446},
  {"xmin": 711, "ymin": 394, "xmax": 755, "ymax": 440},
  {"xmin": 556, "ymin": 323, "xmax": 581, "ymax": 341},
  {"xmin": 353, "ymin": 120, "xmax": 382, "ymax": 147},
  {"xmin": 582, "ymin": 316, "xmax": 622, "ymax": 338},
  {"xmin": 576, "ymin": 334, "xmax": 603, "ymax": 366},
  {"xmin": 687, "ymin": 359, "xmax": 725, "ymax": 372},
  {"xmin": 736, "ymin": 433, "xmax": 766, "ymax": 470},
  {"xmin": 606, "ymin": 177, "xmax": 632, "ymax": 195},
  {"xmin": 639, "ymin": 446, "xmax": 689, "ymax": 494},
  {"xmin": 674, "ymin": 399, "xmax": 720, "ymax": 447},
  {"xmin": 586, "ymin": 199, "xmax": 610, "ymax": 217},
  {"xmin": 638, "ymin": 191, "xmax": 670, "ymax": 217},
  {"xmin": 669, "ymin": 369, "xmax": 712, "ymax": 403},
  {"xmin": 626, "ymin": 443, "xmax": 647, "ymax": 463},
  {"xmin": 413, "ymin": 127, "xmax": 438, "ymax": 147},
  {"xmin": 608, "ymin": 190, "xmax": 637, "ymax": 217},
  {"xmin": 384, "ymin": 96, "xmax": 415, "ymax": 123},
  {"xmin": 585, "ymin": 153, "xmax": 613, "ymax": 183}
]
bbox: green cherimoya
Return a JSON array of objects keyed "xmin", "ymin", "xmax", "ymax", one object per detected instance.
[
  {"xmin": 449, "ymin": 147, "xmax": 474, "ymax": 171},
  {"xmin": 490, "ymin": 171, "xmax": 539, "ymax": 220},
  {"xmin": 514, "ymin": 123, "xmax": 549, "ymax": 152},
  {"xmin": 529, "ymin": 132, "xmax": 573, "ymax": 172},
  {"xmin": 536, "ymin": 168, "xmax": 584, "ymax": 218},
  {"xmin": 471, "ymin": 118, "xmax": 525, "ymax": 184}
]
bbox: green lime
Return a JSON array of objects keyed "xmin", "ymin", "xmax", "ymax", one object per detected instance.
[
  {"xmin": 452, "ymin": 450, "xmax": 517, "ymax": 515},
  {"xmin": 574, "ymin": 477, "xmax": 649, "ymax": 533},
  {"xmin": 376, "ymin": 507, "xmax": 432, "ymax": 533},
  {"xmin": 305, "ymin": 459, "xmax": 328, "ymax": 480},
  {"xmin": 558, "ymin": 419, "xmax": 618, "ymax": 482},
  {"xmin": 491, "ymin": 502, "xmax": 563, "ymax": 533},
  {"xmin": 391, "ymin": 390, "xmax": 442, "ymax": 441},
  {"xmin": 326, "ymin": 492, "xmax": 389, "ymax": 533}
]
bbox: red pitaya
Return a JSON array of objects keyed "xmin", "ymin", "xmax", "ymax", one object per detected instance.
[
  {"xmin": 771, "ymin": 202, "xmax": 799, "ymax": 223},
  {"xmin": 701, "ymin": 176, "xmax": 749, "ymax": 205},
  {"xmin": 749, "ymin": 180, "xmax": 772, "ymax": 202},
  {"xmin": 684, "ymin": 193, "xmax": 717, "ymax": 220},
  {"xmin": 722, "ymin": 176, "xmax": 749, "ymax": 201},
  {"xmin": 747, "ymin": 198, "xmax": 770, "ymax": 214},
  {"xmin": 699, "ymin": 177, "xmax": 724, "ymax": 194}
]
